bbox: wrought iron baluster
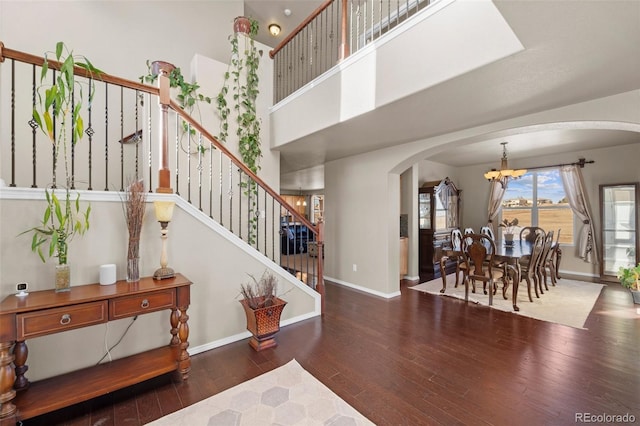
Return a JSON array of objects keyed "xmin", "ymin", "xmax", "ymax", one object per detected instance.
[
  {"xmin": 197, "ymin": 131, "xmax": 203, "ymax": 211},
  {"xmin": 228, "ymin": 161, "xmax": 233, "ymax": 233},
  {"xmin": 147, "ymin": 93, "xmax": 153, "ymax": 192},
  {"xmin": 104, "ymin": 81, "xmax": 109, "ymax": 191},
  {"xmin": 134, "ymin": 90, "xmax": 140, "ymax": 180},
  {"xmin": 187, "ymin": 121, "xmax": 192, "ymax": 203},
  {"xmin": 174, "ymin": 115, "xmax": 180, "ymax": 195},
  {"xmin": 10, "ymin": 59, "xmax": 15, "ymax": 187},
  {"xmin": 119, "ymin": 86, "xmax": 124, "ymax": 191},
  {"xmin": 71, "ymin": 85, "xmax": 78, "ymax": 189},
  {"xmin": 219, "ymin": 150, "xmax": 224, "ymax": 225},
  {"xmin": 87, "ymin": 78, "xmax": 94, "ymax": 190},
  {"xmin": 52, "ymin": 69, "xmax": 57, "ymax": 189},
  {"xmin": 29, "ymin": 64, "xmax": 37, "ymax": 188}
]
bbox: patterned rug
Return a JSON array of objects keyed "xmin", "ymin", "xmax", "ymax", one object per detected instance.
[
  {"xmin": 147, "ymin": 359, "xmax": 374, "ymax": 425},
  {"xmin": 409, "ymin": 274, "xmax": 604, "ymax": 329}
]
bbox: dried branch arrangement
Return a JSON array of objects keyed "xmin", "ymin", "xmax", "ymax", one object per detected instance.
[
  {"xmin": 124, "ymin": 179, "xmax": 147, "ymax": 260},
  {"xmin": 240, "ymin": 271, "xmax": 279, "ymax": 309}
]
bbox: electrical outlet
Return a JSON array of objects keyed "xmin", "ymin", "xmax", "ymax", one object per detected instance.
[{"xmin": 353, "ymin": 264, "xmax": 357, "ymax": 272}]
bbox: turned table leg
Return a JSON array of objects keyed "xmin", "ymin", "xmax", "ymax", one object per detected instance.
[
  {"xmin": 0, "ymin": 342, "xmax": 16, "ymax": 421},
  {"xmin": 177, "ymin": 306, "xmax": 190, "ymax": 379},
  {"xmin": 13, "ymin": 341, "xmax": 28, "ymax": 391},
  {"xmin": 169, "ymin": 308, "xmax": 180, "ymax": 347}
]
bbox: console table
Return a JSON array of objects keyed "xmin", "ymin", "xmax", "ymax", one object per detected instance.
[{"xmin": 0, "ymin": 274, "xmax": 192, "ymax": 425}]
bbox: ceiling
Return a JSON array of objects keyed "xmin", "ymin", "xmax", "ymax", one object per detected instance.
[
  {"xmin": 244, "ymin": 1, "xmax": 323, "ymax": 49},
  {"xmin": 247, "ymin": 0, "xmax": 640, "ymax": 188}
]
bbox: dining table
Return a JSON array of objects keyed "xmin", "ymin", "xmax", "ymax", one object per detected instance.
[{"xmin": 439, "ymin": 239, "xmax": 536, "ymax": 311}]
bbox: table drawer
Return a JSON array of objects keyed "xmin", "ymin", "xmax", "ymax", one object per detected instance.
[
  {"xmin": 110, "ymin": 289, "xmax": 176, "ymax": 319},
  {"xmin": 17, "ymin": 301, "xmax": 108, "ymax": 340}
]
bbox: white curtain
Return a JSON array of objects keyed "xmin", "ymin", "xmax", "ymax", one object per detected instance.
[
  {"xmin": 486, "ymin": 179, "xmax": 508, "ymax": 233},
  {"xmin": 560, "ymin": 165, "xmax": 598, "ymax": 264}
]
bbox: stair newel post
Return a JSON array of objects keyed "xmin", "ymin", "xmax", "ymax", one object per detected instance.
[
  {"xmin": 317, "ymin": 219, "xmax": 325, "ymax": 314},
  {"xmin": 153, "ymin": 61, "xmax": 175, "ymax": 194}
]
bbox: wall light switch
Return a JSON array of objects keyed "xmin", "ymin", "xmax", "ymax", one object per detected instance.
[{"xmin": 353, "ymin": 264, "xmax": 357, "ymax": 272}]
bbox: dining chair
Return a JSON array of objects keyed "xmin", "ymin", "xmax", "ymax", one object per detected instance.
[
  {"xmin": 541, "ymin": 229, "xmax": 560, "ymax": 288},
  {"xmin": 464, "ymin": 227, "xmax": 474, "ymax": 235},
  {"xmin": 551, "ymin": 229, "xmax": 562, "ymax": 281},
  {"xmin": 519, "ymin": 226, "xmax": 545, "ymax": 243},
  {"xmin": 481, "ymin": 225, "xmax": 507, "ymax": 278},
  {"xmin": 480, "ymin": 226, "xmax": 495, "ymax": 241},
  {"xmin": 439, "ymin": 229, "xmax": 472, "ymax": 292},
  {"xmin": 518, "ymin": 233, "xmax": 545, "ymax": 302},
  {"xmin": 537, "ymin": 230, "xmax": 555, "ymax": 293},
  {"xmin": 461, "ymin": 233, "xmax": 514, "ymax": 307}
]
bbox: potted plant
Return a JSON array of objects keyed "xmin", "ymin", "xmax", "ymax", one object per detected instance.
[
  {"xmin": 617, "ymin": 263, "xmax": 640, "ymax": 304},
  {"xmin": 499, "ymin": 217, "xmax": 519, "ymax": 245},
  {"xmin": 239, "ymin": 271, "xmax": 287, "ymax": 351},
  {"xmin": 216, "ymin": 17, "xmax": 262, "ymax": 244},
  {"xmin": 122, "ymin": 179, "xmax": 147, "ymax": 282},
  {"xmin": 23, "ymin": 42, "xmax": 100, "ymax": 291}
]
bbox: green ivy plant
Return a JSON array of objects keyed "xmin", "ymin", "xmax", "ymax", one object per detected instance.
[
  {"xmin": 617, "ymin": 263, "xmax": 640, "ymax": 291},
  {"xmin": 26, "ymin": 42, "xmax": 99, "ymax": 265},
  {"xmin": 216, "ymin": 17, "xmax": 262, "ymax": 174},
  {"xmin": 139, "ymin": 61, "xmax": 212, "ymax": 153},
  {"xmin": 216, "ymin": 17, "xmax": 262, "ymax": 244}
]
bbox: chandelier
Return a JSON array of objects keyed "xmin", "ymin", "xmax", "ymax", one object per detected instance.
[{"xmin": 484, "ymin": 142, "xmax": 526, "ymax": 182}]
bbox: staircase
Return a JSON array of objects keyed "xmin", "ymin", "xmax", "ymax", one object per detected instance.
[{"xmin": 0, "ymin": 42, "xmax": 324, "ymax": 309}]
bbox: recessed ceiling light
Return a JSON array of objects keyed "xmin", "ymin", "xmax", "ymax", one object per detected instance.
[{"xmin": 284, "ymin": 8, "xmax": 292, "ymax": 16}]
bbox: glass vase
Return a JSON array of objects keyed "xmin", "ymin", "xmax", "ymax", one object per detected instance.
[
  {"xmin": 127, "ymin": 257, "xmax": 140, "ymax": 282},
  {"xmin": 55, "ymin": 263, "xmax": 71, "ymax": 292}
]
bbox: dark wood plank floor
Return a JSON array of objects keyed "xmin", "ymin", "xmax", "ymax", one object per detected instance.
[{"xmin": 21, "ymin": 279, "xmax": 640, "ymax": 425}]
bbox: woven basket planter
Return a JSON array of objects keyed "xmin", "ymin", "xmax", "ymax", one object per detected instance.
[{"xmin": 240, "ymin": 297, "xmax": 287, "ymax": 351}]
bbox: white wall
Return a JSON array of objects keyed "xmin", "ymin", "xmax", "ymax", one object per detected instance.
[
  {"xmin": 0, "ymin": 1, "xmax": 320, "ymax": 382},
  {"xmin": 0, "ymin": 192, "xmax": 319, "ymax": 381},
  {"xmin": 0, "ymin": 1, "xmax": 242, "ymax": 81},
  {"xmin": 323, "ymin": 92, "xmax": 640, "ymax": 295}
]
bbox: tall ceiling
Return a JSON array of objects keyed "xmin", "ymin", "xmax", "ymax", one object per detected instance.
[
  {"xmin": 247, "ymin": 0, "xmax": 640, "ymax": 190},
  {"xmin": 244, "ymin": 1, "xmax": 323, "ymax": 49}
]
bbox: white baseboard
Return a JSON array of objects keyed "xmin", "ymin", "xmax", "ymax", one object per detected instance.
[
  {"xmin": 324, "ymin": 276, "xmax": 401, "ymax": 299},
  {"xmin": 187, "ymin": 311, "xmax": 320, "ymax": 356}
]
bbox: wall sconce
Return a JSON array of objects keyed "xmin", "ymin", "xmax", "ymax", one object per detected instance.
[
  {"xmin": 269, "ymin": 23, "xmax": 281, "ymax": 37},
  {"xmin": 153, "ymin": 200, "xmax": 176, "ymax": 280}
]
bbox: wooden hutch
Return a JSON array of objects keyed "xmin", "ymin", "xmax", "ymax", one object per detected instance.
[{"xmin": 418, "ymin": 178, "xmax": 460, "ymax": 282}]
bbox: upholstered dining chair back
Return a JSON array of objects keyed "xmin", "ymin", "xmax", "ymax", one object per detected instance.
[
  {"xmin": 520, "ymin": 226, "xmax": 545, "ymax": 243},
  {"xmin": 480, "ymin": 226, "xmax": 495, "ymax": 242},
  {"xmin": 451, "ymin": 228, "xmax": 463, "ymax": 251}
]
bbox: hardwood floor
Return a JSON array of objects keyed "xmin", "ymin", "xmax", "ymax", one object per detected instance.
[{"xmin": 21, "ymin": 279, "xmax": 640, "ymax": 425}]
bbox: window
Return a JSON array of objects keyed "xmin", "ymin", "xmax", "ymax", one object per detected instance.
[{"xmin": 501, "ymin": 169, "xmax": 574, "ymax": 244}]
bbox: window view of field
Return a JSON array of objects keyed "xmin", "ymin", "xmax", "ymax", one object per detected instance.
[
  {"xmin": 501, "ymin": 208, "xmax": 574, "ymax": 244},
  {"xmin": 501, "ymin": 170, "xmax": 574, "ymax": 244}
]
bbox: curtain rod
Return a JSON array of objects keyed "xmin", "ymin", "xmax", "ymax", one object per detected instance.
[{"xmin": 523, "ymin": 158, "xmax": 594, "ymax": 171}]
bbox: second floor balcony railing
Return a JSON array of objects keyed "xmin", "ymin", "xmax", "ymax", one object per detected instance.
[{"xmin": 270, "ymin": 0, "xmax": 435, "ymax": 103}]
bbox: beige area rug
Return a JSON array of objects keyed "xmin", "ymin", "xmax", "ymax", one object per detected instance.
[
  {"xmin": 409, "ymin": 274, "xmax": 605, "ymax": 330},
  {"xmin": 147, "ymin": 359, "xmax": 374, "ymax": 426}
]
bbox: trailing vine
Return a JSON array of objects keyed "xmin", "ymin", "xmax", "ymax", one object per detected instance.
[{"xmin": 216, "ymin": 17, "xmax": 262, "ymax": 244}]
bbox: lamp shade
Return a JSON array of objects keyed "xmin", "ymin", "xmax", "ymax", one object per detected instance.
[
  {"xmin": 484, "ymin": 142, "xmax": 526, "ymax": 182},
  {"xmin": 154, "ymin": 200, "xmax": 175, "ymax": 222}
]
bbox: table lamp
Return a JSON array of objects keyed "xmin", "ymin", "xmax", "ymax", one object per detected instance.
[{"xmin": 153, "ymin": 200, "xmax": 176, "ymax": 280}]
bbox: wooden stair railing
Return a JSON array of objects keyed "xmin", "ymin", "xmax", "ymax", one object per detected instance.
[{"xmin": 0, "ymin": 42, "xmax": 324, "ymax": 312}]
